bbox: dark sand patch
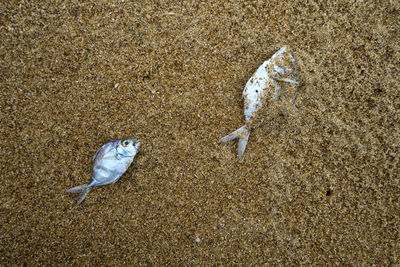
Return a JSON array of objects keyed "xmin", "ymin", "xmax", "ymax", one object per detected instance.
[{"xmin": 1, "ymin": 1, "xmax": 399, "ymax": 265}]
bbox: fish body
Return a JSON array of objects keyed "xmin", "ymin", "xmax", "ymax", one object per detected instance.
[
  {"xmin": 67, "ymin": 138, "xmax": 140, "ymax": 204},
  {"xmin": 219, "ymin": 46, "xmax": 298, "ymax": 158}
]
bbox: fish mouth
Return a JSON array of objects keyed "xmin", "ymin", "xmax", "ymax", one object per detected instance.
[{"xmin": 132, "ymin": 138, "xmax": 140, "ymax": 148}]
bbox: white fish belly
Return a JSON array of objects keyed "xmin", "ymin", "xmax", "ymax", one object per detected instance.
[
  {"xmin": 92, "ymin": 158, "xmax": 133, "ymax": 185},
  {"xmin": 243, "ymin": 61, "xmax": 271, "ymax": 121}
]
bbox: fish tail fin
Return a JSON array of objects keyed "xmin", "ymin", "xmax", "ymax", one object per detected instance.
[
  {"xmin": 67, "ymin": 184, "xmax": 91, "ymax": 205},
  {"xmin": 237, "ymin": 129, "xmax": 251, "ymax": 158},
  {"xmin": 219, "ymin": 125, "xmax": 250, "ymax": 158}
]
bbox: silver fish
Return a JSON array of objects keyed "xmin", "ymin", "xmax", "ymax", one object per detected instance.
[
  {"xmin": 219, "ymin": 46, "xmax": 298, "ymax": 158},
  {"xmin": 67, "ymin": 138, "xmax": 140, "ymax": 204}
]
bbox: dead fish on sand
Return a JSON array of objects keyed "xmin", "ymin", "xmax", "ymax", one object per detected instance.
[
  {"xmin": 219, "ymin": 46, "xmax": 298, "ymax": 158},
  {"xmin": 67, "ymin": 138, "xmax": 140, "ymax": 204}
]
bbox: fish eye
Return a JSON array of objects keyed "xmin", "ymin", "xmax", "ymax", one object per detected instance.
[{"xmin": 121, "ymin": 140, "xmax": 130, "ymax": 147}]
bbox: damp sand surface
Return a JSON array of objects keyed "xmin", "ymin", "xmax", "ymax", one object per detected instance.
[{"xmin": 1, "ymin": 1, "xmax": 399, "ymax": 265}]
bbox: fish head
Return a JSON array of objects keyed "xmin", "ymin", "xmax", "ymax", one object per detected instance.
[{"xmin": 118, "ymin": 138, "xmax": 140, "ymax": 157}]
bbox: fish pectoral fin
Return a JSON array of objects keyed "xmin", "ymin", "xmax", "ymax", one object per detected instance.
[{"xmin": 275, "ymin": 77, "xmax": 298, "ymax": 84}]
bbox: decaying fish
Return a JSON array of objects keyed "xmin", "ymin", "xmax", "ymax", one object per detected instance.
[
  {"xmin": 219, "ymin": 46, "xmax": 298, "ymax": 158},
  {"xmin": 67, "ymin": 138, "xmax": 140, "ymax": 204}
]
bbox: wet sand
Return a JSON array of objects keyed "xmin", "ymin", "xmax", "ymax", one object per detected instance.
[{"xmin": 1, "ymin": 1, "xmax": 399, "ymax": 265}]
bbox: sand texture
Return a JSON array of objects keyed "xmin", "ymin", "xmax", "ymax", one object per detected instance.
[{"xmin": 1, "ymin": 0, "xmax": 399, "ymax": 265}]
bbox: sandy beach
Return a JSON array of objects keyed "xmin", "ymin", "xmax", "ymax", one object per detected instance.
[{"xmin": 1, "ymin": 1, "xmax": 399, "ymax": 265}]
